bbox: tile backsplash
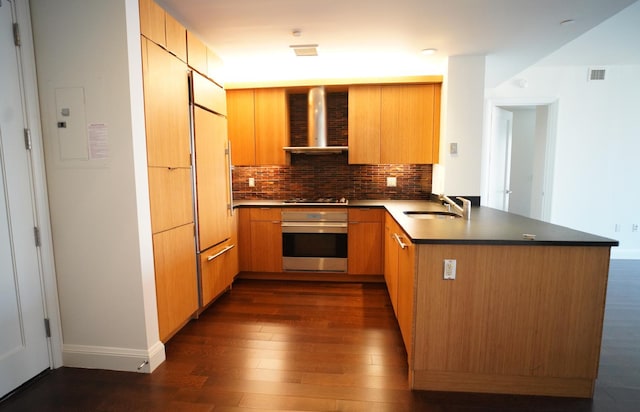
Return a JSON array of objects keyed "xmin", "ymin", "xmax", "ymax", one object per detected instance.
[{"xmin": 232, "ymin": 91, "xmax": 433, "ymax": 201}]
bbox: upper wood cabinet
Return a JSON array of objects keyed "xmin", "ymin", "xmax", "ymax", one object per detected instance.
[
  {"xmin": 139, "ymin": 0, "xmax": 186, "ymax": 61},
  {"xmin": 348, "ymin": 86, "xmax": 381, "ymax": 164},
  {"xmin": 187, "ymin": 31, "xmax": 208, "ymax": 76},
  {"xmin": 192, "ymin": 72, "xmax": 227, "ymax": 116},
  {"xmin": 226, "ymin": 88, "xmax": 289, "ymax": 166},
  {"xmin": 349, "ymin": 84, "xmax": 441, "ymax": 164},
  {"xmin": 141, "ymin": 39, "xmax": 191, "ymax": 168}
]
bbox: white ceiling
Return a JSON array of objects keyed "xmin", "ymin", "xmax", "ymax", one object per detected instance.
[{"xmin": 157, "ymin": 0, "xmax": 638, "ymax": 86}]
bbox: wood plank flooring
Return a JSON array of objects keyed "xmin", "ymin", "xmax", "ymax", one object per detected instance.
[{"xmin": 1, "ymin": 260, "xmax": 639, "ymax": 411}]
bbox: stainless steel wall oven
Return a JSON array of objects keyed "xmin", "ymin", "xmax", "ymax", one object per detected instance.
[{"xmin": 281, "ymin": 209, "xmax": 348, "ymax": 272}]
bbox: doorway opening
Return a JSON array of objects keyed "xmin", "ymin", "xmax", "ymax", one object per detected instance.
[{"xmin": 484, "ymin": 99, "xmax": 558, "ymax": 221}]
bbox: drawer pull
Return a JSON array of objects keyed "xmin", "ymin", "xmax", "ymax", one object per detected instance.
[
  {"xmin": 393, "ymin": 233, "xmax": 407, "ymax": 249},
  {"xmin": 207, "ymin": 244, "xmax": 235, "ymax": 261}
]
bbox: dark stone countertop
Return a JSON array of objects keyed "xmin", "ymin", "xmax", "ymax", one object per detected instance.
[{"xmin": 233, "ymin": 199, "xmax": 619, "ymax": 247}]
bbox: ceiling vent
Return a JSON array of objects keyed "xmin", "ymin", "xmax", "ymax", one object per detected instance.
[
  {"xmin": 588, "ymin": 68, "xmax": 606, "ymax": 81},
  {"xmin": 290, "ymin": 44, "xmax": 318, "ymax": 57}
]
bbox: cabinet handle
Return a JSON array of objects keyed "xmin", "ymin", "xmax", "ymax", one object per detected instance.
[
  {"xmin": 207, "ymin": 244, "xmax": 235, "ymax": 261},
  {"xmin": 393, "ymin": 233, "xmax": 407, "ymax": 249},
  {"xmin": 226, "ymin": 141, "xmax": 234, "ymax": 216}
]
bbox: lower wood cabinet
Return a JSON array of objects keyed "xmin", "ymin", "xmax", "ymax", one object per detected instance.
[
  {"xmin": 384, "ymin": 213, "xmax": 415, "ymax": 358},
  {"xmin": 152, "ymin": 223, "xmax": 198, "ymax": 342},
  {"xmin": 199, "ymin": 238, "xmax": 238, "ymax": 307},
  {"xmin": 348, "ymin": 208, "xmax": 384, "ymax": 275},
  {"xmin": 237, "ymin": 207, "xmax": 282, "ymax": 272}
]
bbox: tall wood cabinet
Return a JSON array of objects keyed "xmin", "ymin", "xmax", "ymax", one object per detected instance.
[
  {"xmin": 141, "ymin": 36, "xmax": 197, "ymax": 342},
  {"xmin": 226, "ymin": 88, "xmax": 289, "ymax": 165},
  {"xmin": 140, "ymin": 0, "xmax": 237, "ymax": 340},
  {"xmin": 349, "ymin": 84, "xmax": 441, "ymax": 164}
]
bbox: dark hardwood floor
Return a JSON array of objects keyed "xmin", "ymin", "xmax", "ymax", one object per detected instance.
[{"xmin": 1, "ymin": 260, "xmax": 638, "ymax": 411}]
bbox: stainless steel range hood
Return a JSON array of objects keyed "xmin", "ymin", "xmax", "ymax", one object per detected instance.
[{"xmin": 283, "ymin": 86, "xmax": 348, "ymax": 155}]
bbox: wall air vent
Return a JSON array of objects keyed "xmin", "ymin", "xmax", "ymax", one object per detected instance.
[
  {"xmin": 588, "ymin": 68, "xmax": 606, "ymax": 81},
  {"xmin": 290, "ymin": 44, "xmax": 318, "ymax": 57}
]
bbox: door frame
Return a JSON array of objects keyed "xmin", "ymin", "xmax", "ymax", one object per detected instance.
[
  {"xmin": 13, "ymin": 0, "xmax": 63, "ymax": 368},
  {"xmin": 482, "ymin": 97, "xmax": 559, "ymax": 222}
]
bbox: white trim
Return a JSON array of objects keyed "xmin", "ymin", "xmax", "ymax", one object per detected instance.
[
  {"xmin": 15, "ymin": 0, "xmax": 63, "ymax": 369},
  {"xmin": 482, "ymin": 96, "xmax": 559, "ymax": 222},
  {"xmin": 63, "ymin": 342, "xmax": 165, "ymax": 373}
]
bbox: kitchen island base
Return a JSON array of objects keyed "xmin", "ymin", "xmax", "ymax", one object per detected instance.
[{"xmin": 409, "ymin": 244, "xmax": 611, "ymax": 398}]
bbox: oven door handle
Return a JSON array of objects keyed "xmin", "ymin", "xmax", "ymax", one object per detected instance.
[{"xmin": 281, "ymin": 222, "xmax": 348, "ymax": 234}]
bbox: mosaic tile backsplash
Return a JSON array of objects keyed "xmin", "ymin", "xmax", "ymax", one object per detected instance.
[{"xmin": 232, "ymin": 91, "xmax": 433, "ymax": 201}]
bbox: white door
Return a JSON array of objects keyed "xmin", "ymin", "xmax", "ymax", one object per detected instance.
[
  {"xmin": 487, "ymin": 106, "xmax": 513, "ymax": 210},
  {"xmin": 1, "ymin": 0, "xmax": 51, "ymax": 397}
]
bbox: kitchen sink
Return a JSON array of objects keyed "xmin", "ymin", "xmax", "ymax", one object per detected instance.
[{"xmin": 403, "ymin": 211, "xmax": 462, "ymax": 219}]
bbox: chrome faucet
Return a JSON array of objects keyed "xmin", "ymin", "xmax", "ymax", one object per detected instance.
[{"xmin": 440, "ymin": 195, "xmax": 472, "ymax": 220}]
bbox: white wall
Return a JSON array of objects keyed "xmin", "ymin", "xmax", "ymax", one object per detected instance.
[
  {"xmin": 486, "ymin": 2, "xmax": 640, "ymax": 258},
  {"xmin": 439, "ymin": 55, "xmax": 486, "ymax": 197},
  {"xmin": 30, "ymin": 0, "xmax": 164, "ymax": 371}
]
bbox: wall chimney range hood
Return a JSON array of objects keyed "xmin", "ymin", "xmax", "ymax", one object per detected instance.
[{"xmin": 283, "ymin": 86, "xmax": 348, "ymax": 155}]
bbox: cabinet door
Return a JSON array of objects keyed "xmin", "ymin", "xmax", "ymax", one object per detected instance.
[
  {"xmin": 237, "ymin": 208, "xmax": 252, "ymax": 272},
  {"xmin": 193, "ymin": 72, "xmax": 226, "ymax": 115},
  {"xmin": 139, "ymin": 0, "xmax": 165, "ymax": 46},
  {"xmin": 226, "ymin": 89, "xmax": 256, "ymax": 165},
  {"xmin": 165, "ymin": 12, "xmax": 187, "ymax": 62},
  {"xmin": 250, "ymin": 219, "xmax": 282, "ymax": 272},
  {"xmin": 187, "ymin": 31, "xmax": 208, "ymax": 75},
  {"xmin": 348, "ymin": 208, "xmax": 384, "ymax": 275},
  {"xmin": 381, "ymin": 84, "xmax": 437, "ymax": 164},
  {"xmin": 153, "ymin": 224, "xmax": 197, "ymax": 342},
  {"xmin": 147, "ymin": 166, "xmax": 193, "ymax": 233},
  {"xmin": 348, "ymin": 86, "xmax": 381, "ymax": 164},
  {"xmin": 384, "ymin": 215, "xmax": 399, "ymax": 315},
  {"xmin": 194, "ymin": 107, "xmax": 231, "ymax": 251},
  {"xmin": 254, "ymin": 88, "xmax": 289, "ymax": 165},
  {"xmin": 200, "ymin": 240, "xmax": 236, "ymax": 307},
  {"xmin": 142, "ymin": 39, "xmax": 191, "ymax": 167},
  {"xmin": 397, "ymin": 236, "xmax": 415, "ymax": 359}
]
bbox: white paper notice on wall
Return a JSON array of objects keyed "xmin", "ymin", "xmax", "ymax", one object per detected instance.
[{"xmin": 88, "ymin": 123, "xmax": 109, "ymax": 160}]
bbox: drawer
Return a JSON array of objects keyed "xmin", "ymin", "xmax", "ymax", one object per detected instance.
[
  {"xmin": 249, "ymin": 207, "xmax": 281, "ymax": 221},
  {"xmin": 349, "ymin": 207, "xmax": 385, "ymax": 222}
]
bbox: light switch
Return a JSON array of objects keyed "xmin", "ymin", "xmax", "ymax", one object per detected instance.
[
  {"xmin": 248, "ymin": 178, "xmax": 255, "ymax": 187},
  {"xmin": 450, "ymin": 142, "xmax": 458, "ymax": 155},
  {"xmin": 444, "ymin": 259, "xmax": 456, "ymax": 280}
]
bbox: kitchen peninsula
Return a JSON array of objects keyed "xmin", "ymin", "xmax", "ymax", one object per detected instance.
[{"xmin": 235, "ymin": 199, "xmax": 618, "ymax": 398}]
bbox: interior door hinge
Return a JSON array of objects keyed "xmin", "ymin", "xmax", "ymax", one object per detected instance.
[
  {"xmin": 44, "ymin": 318, "xmax": 51, "ymax": 338},
  {"xmin": 13, "ymin": 23, "xmax": 21, "ymax": 47},
  {"xmin": 24, "ymin": 129, "xmax": 32, "ymax": 150},
  {"xmin": 34, "ymin": 226, "xmax": 41, "ymax": 247}
]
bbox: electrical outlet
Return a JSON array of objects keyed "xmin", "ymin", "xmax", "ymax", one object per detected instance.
[
  {"xmin": 443, "ymin": 259, "xmax": 456, "ymax": 280},
  {"xmin": 633, "ymin": 224, "xmax": 638, "ymax": 232},
  {"xmin": 386, "ymin": 177, "xmax": 397, "ymax": 187},
  {"xmin": 248, "ymin": 178, "xmax": 255, "ymax": 187}
]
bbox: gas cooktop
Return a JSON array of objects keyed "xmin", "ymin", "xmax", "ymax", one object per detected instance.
[{"xmin": 283, "ymin": 197, "xmax": 348, "ymax": 205}]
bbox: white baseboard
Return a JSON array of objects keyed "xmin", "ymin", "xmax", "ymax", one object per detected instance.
[{"xmin": 62, "ymin": 341, "xmax": 165, "ymax": 373}]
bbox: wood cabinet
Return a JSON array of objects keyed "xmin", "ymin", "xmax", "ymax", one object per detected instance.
[
  {"xmin": 141, "ymin": 39, "xmax": 191, "ymax": 168},
  {"xmin": 226, "ymin": 88, "xmax": 289, "ymax": 166},
  {"xmin": 410, "ymin": 244, "xmax": 610, "ymax": 398},
  {"xmin": 237, "ymin": 208, "xmax": 282, "ymax": 272},
  {"xmin": 187, "ymin": 31, "xmax": 208, "ymax": 75},
  {"xmin": 349, "ymin": 84, "xmax": 441, "ymax": 164},
  {"xmin": 384, "ymin": 213, "xmax": 415, "ymax": 358},
  {"xmin": 193, "ymin": 106, "xmax": 232, "ymax": 251},
  {"xmin": 152, "ymin": 223, "xmax": 198, "ymax": 341},
  {"xmin": 147, "ymin": 167, "xmax": 193, "ymax": 233},
  {"xmin": 139, "ymin": 0, "xmax": 186, "ymax": 61},
  {"xmin": 200, "ymin": 236, "xmax": 237, "ymax": 307},
  {"xmin": 192, "ymin": 72, "xmax": 227, "ymax": 116},
  {"xmin": 348, "ymin": 208, "xmax": 384, "ymax": 275}
]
